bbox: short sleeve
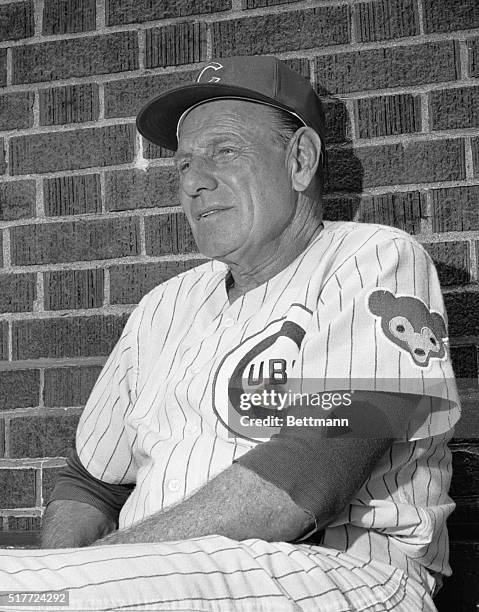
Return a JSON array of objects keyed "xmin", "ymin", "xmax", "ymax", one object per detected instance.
[
  {"xmin": 76, "ymin": 303, "xmax": 144, "ymax": 484},
  {"xmin": 292, "ymin": 234, "xmax": 460, "ymax": 441}
]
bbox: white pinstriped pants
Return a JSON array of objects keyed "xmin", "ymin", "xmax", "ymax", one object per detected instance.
[{"xmin": 1, "ymin": 535, "xmax": 437, "ymax": 612}]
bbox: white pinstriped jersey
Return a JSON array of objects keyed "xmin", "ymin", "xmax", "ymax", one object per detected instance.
[{"xmin": 76, "ymin": 221, "xmax": 460, "ymax": 580}]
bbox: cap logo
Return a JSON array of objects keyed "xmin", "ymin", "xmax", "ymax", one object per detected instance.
[{"xmin": 197, "ymin": 62, "xmax": 223, "ymax": 83}]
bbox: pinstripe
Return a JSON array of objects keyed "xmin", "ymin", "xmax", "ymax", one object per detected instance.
[{"xmin": 46, "ymin": 221, "xmax": 459, "ymax": 610}]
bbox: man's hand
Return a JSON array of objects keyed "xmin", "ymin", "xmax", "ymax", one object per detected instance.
[
  {"xmin": 42, "ymin": 500, "xmax": 116, "ymax": 548},
  {"xmin": 94, "ymin": 463, "xmax": 313, "ymax": 546}
]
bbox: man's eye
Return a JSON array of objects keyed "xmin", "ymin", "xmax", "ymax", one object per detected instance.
[
  {"xmin": 176, "ymin": 160, "xmax": 190, "ymax": 173},
  {"xmin": 214, "ymin": 147, "xmax": 238, "ymax": 160}
]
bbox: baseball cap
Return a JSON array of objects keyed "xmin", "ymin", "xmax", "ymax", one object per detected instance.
[{"xmin": 136, "ymin": 55, "xmax": 326, "ymax": 155}]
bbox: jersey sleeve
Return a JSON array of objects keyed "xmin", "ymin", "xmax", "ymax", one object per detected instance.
[
  {"xmin": 292, "ymin": 234, "xmax": 460, "ymax": 441},
  {"xmin": 75, "ymin": 302, "xmax": 144, "ymax": 485}
]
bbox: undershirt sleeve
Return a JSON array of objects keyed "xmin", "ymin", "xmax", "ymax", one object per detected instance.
[
  {"xmin": 234, "ymin": 390, "xmax": 420, "ymax": 533},
  {"xmin": 47, "ymin": 448, "xmax": 135, "ymax": 526}
]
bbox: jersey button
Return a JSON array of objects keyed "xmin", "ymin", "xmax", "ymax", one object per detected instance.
[
  {"xmin": 223, "ymin": 318, "xmax": 234, "ymax": 328},
  {"xmin": 168, "ymin": 479, "xmax": 180, "ymax": 492}
]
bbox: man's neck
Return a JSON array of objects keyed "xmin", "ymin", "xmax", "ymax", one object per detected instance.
[{"xmin": 226, "ymin": 219, "xmax": 324, "ymax": 303}]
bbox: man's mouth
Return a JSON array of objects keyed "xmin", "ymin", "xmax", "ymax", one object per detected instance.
[{"xmin": 196, "ymin": 208, "xmax": 227, "ymax": 220}]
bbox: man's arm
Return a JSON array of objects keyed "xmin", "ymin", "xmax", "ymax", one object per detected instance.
[
  {"xmin": 42, "ymin": 501, "xmax": 116, "ymax": 548},
  {"xmin": 95, "ymin": 436, "xmax": 391, "ymax": 546},
  {"xmin": 41, "ymin": 449, "xmax": 134, "ymax": 548}
]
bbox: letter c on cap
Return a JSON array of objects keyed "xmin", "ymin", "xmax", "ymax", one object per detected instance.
[{"xmin": 197, "ymin": 62, "xmax": 224, "ymax": 83}]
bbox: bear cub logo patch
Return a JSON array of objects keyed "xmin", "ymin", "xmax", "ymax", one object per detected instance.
[{"xmin": 368, "ymin": 289, "xmax": 447, "ymax": 367}]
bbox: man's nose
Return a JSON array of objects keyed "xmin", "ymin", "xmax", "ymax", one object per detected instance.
[{"xmin": 180, "ymin": 157, "xmax": 218, "ymax": 196}]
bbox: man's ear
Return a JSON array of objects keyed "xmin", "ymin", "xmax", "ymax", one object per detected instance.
[{"xmin": 286, "ymin": 127, "xmax": 322, "ymax": 192}]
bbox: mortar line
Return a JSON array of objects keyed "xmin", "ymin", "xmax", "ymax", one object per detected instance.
[
  {"xmin": 420, "ymin": 92, "xmax": 429, "ymax": 133},
  {"xmin": 96, "ymin": 0, "xmax": 106, "ymax": 29},
  {"xmin": 98, "ymin": 82, "xmax": 105, "ymax": 120},
  {"xmin": 34, "ymin": 271, "xmax": 45, "ymax": 313},
  {"xmin": 5, "ymin": 47, "xmax": 12, "ymax": 87},
  {"xmin": 459, "ymin": 39, "xmax": 470, "ymax": 80},
  {"xmin": 465, "ymin": 138, "xmax": 474, "ymax": 179},
  {"xmin": 39, "ymin": 367, "xmax": 45, "ymax": 409},
  {"xmin": 416, "ymin": 0, "xmax": 425, "ymax": 36}
]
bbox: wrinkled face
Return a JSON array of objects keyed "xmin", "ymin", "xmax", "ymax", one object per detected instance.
[{"xmin": 175, "ymin": 100, "xmax": 297, "ymax": 265}]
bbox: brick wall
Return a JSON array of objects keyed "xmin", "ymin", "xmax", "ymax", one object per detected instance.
[{"xmin": 0, "ymin": 0, "xmax": 477, "ymax": 535}]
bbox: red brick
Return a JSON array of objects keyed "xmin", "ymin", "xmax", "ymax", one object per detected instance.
[
  {"xmin": 327, "ymin": 139, "xmax": 465, "ymax": 192},
  {"xmin": 430, "ymin": 87, "xmax": 479, "ymax": 130},
  {"xmin": 0, "ymin": 92, "xmax": 34, "ymax": 130},
  {"xmin": 44, "ymin": 269, "xmax": 104, "ymax": 310},
  {"xmin": 105, "ymin": 71, "xmax": 197, "ymax": 118},
  {"xmin": 315, "ymin": 41, "xmax": 458, "ymax": 94},
  {"xmin": 282, "ymin": 58, "xmax": 310, "ymax": 79},
  {"xmin": 0, "ymin": 180, "xmax": 35, "ymax": 220},
  {"xmin": 105, "ymin": 167, "xmax": 178, "ymax": 211},
  {"xmin": 143, "ymin": 140, "xmax": 175, "ymax": 159},
  {"xmin": 431, "ymin": 186, "xmax": 479, "ymax": 232},
  {"xmin": 423, "ymin": 0, "xmax": 479, "ymax": 34},
  {"xmin": 356, "ymin": 94, "xmax": 421, "ymax": 138},
  {"xmin": 212, "ymin": 6, "xmax": 349, "ymax": 56},
  {"xmin": 355, "ymin": 0, "xmax": 418, "ymax": 42},
  {"xmin": 39, "ymin": 84, "xmax": 99, "ymax": 126},
  {"xmin": 243, "ymin": 0, "xmax": 294, "ymax": 7},
  {"xmin": 444, "ymin": 292, "xmax": 479, "ymax": 337},
  {"xmin": 145, "ymin": 23, "xmax": 207, "ymax": 69},
  {"xmin": 323, "ymin": 195, "xmax": 361, "ymax": 222},
  {"xmin": 10, "ymin": 124, "xmax": 135, "ymax": 175},
  {"xmin": 42, "ymin": 467, "xmax": 63, "ymax": 503},
  {"xmin": 7, "ymin": 516, "xmax": 42, "ymax": 531},
  {"xmin": 0, "ymin": 369, "xmax": 40, "ymax": 410},
  {"xmin": 451, "ymin": 345, "xmax": 478, "ymax": 380},
  {"xmin": 12, "ymin": 32, "xmax": 138, "ymax": 84},
  {"xmin": 324, "ymin": 100, "xmax": 351, "ymax": 144},
  {"xmin": 12, "ymin": 314, "xmax": 129, "ymax": 359},
  {"xmin": 145, "ymin": 213, "xmax": 197, "ymax": 256},
  {"xmin": 423, "ymin": 242, "xmax": 470, "ymax": 286},
  {"xmin": 0, "ymin": 50, "xmax": 6, "ymax": 87},
  {"xmin": 0, "ymin": 2, "xmax": 34, "ymax": 42},
  {"xmin": 359, "ymin": 191, "xmax": 424, "ymax": 234},
  {"xmin": 43, "ymin": 0, "xmax": 96, "ymax": 34},
  {"xmin": 43, "ymin": 174, "xmax": 101, "ymax": 216},
  {"xmin": 0, "ymin": 322, "xmax": 8, "ymax": 360},
  {"xmin": 44, "ymin": 365, "xmax": 101, "ymax": 407},
  {"xmin": 472, "ymin": 137, "xmax": 479, "ymax": 177},
  {"xmin": 11, "ymin": 217, "xmax": 140, "ymax": 265},
  {"xmin": 107, "ymin": 0, "xmax": 230, "ymax": 25},
  {"xmin": 110, "ymin": 260, "xmax": 206, "ymax": 304},
  {"xmin": 0, "ymin": 469, "xmax": 35, "ymax": 507},
  {"xmin": 9, "ymin": 414, "xmax": 79, "ymax": 458},
  {"xmin": 469, "ymin": 38, "xmax": 479, "ymax": 77},
  {"xmin": 0, "ymin": 273, "xmax": 36, "ymax": 313}
]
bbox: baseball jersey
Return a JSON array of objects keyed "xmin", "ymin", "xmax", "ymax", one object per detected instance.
[{"xmin": 76, "ymin": 221, "xmax": 460, "ymax": 579}]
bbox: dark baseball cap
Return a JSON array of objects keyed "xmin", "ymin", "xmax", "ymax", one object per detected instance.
[{"xmin": 136, "ymin": 55, "xmax": 326, "ymax": 154}]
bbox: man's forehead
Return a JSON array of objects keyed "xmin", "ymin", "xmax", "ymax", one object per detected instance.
[{"xmin": 177, "ymin": 99, "xmax": 275, "ymax": 142}]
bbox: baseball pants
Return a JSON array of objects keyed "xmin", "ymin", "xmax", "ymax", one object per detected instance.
[{"xmin": 0, "ymin": 535, "xmax": 437, "ymax": 612}]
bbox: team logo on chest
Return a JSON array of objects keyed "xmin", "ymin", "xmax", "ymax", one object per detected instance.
[{"xmin": 212, "ymin": 304, "xmax": 311, "ymax": 441}]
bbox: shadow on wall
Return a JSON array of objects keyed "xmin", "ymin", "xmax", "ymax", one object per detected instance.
[
  {"xmin": 319, "ymin": 91, "xmax": 467, "ymax": 293},
  {"xmin": 321, "ymin": 90, "xmax": 422, "ymax": 236}
]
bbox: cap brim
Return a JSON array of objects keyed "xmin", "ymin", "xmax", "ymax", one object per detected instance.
[{"xmin": 136, "ymin": 83, "xmax": 309, "ymax": 151}]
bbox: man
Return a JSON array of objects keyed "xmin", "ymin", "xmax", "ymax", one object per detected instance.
[{"xmin": 2, "ymin": 56, "xmax": 460, "ymax": 612}]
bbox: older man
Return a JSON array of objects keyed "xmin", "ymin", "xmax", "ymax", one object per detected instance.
[{"xmin": 2, "ymin": 57, "xmax": 459, "ymax": 612}]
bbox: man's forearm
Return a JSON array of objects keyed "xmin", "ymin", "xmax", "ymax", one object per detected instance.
[
  {"xmin": 42, "ymin": 500, "xmax": 116, "ymax": 548},
  {"xmin": 95, "ymin": 463, "xmax": 314, "ymax": 546}
]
